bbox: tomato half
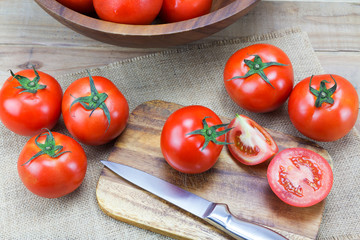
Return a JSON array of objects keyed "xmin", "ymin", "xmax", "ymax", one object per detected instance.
[
  {"xmin": 226, "ymin": 114, "xmax": 278, "ymax": 165},
  {"xmin": 18, "ymin": 130, "xmax": 87, "ymax": 198},
  {"xmin": 224, "ymin": 44, "xmax": 294, "ymax": 113},
  {"xmin": 0, "ymin": 67, "xmax": 62, "ymax": 136},
  {"xmin": 160, "ymin": 105, "xmax": 230, "ymax": 174},
  {"xmin": 93, "ymin": 0, "xmax": 163, "ymax": 25},
  {"xmin": 159, "ymin": 0, "xmax": 212, "ymax": 23},
  {"xmin": 267, "ymin": 148, "xmax": 333, "ymax": 207},
  {"xmin": 288, "ymin": 74, "xmax": 359, "ymax": 142},
  {"xmin": 57, "ymin": 0, "xmax": 94, "ymax": 14},
  {"xmin": 62, "ymin": 72, "xmax": 129, "ymax": 146}
]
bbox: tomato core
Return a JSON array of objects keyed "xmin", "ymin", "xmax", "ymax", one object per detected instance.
[
  {"xmin": 278, "ymin": 156, "xmax": 323, "ymax": 198},
  {"xmin": 234, "ymin": 134, "xmax": 260, "ymax": 156}
]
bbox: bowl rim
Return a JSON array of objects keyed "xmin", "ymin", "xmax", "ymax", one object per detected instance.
[{"xmin": 35, "ymin": 0, "xmax": 259, "ymax": 36}]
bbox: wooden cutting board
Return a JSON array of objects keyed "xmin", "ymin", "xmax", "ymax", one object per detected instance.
[{"xmin": 96, "ymin": 100, "xmax": 332, "ymax": 240}]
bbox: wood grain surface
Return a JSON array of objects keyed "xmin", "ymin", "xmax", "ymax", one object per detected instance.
[{"xmin": 96, "ymin": 100, "xmax": 333, "ymax": 240}]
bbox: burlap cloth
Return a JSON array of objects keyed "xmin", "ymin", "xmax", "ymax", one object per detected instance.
[{"xmin": 1, "ymin": 28, "xmax": 359, "ymax": 239}]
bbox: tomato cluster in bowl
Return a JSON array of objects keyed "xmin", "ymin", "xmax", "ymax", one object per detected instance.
[{"xmin": 56, "ymin": 0, "xmax": 213, "ymax": 24}]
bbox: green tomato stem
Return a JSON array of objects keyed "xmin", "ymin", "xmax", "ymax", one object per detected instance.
[
  {"xmin": 186, "ymin": 117, "xmax": 232, "ymax": 151},
  {"xmin": 309, "ymin": 75, "xmax": 337, "ymax": 108},
  {"xmin": 69, "ymin": 70, "xmax": 111, "ymax": 132},
  {"xmin": 226, "ymin": 54, "xmax": 288, "ymax": 89},
  {"xmin": 21, "ymin": 129, "xmax": 70, "ymax": 166},
  {"xmin": 11, "ymin": 66, "xmax": 47, "ymax": 94}
]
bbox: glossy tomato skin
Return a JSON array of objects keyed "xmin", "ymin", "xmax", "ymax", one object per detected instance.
[
  {"xmin": 288, "ymin": 74, "xmax": 359, "ymax": 142},
  {"xmin": 0, "ymin": 69, "xmax": 62, "ymax": 136},
  {"xmin": 57, "ymin": 0, "xmax": 94, "ymax": 14},
  {"xmin": 160, "ymin": 0, "xmax": 212, "ymax": 23},
  {"xmin": 93, "ymin": 0, "xmax": 163, "ymax": 25},
  {"xmin": 227, "ymin": 114, "xmax": 278, "ymax": 165},
  {"xmin": 267, "ymin": 148, "xmax": 333, "ymax": 207},
  {"xmin": 224, "ymin": 44, "xmax": 294, "ymax": 113},
  {"xmin": 62, "ymin": 76, "xmax": 129, "ymax": 146},
  {"xmin": 161, "ymin": 105, "xmax": 225, "ymax": 174},
  {"xmin": 18, "ymin": 132, "xmax": 87, "ymax": 198}
]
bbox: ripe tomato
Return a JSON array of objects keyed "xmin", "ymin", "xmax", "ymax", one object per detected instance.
[
  {"xmin": 288, "ymin": 74, "xmax": 359, "ymax": 142},
  {"xmin": 0, "ymin": 67, "xmax": 62, "ymax": 136},
  {"xmin": 160, "ymin": 105, "xmax": 231, "ymax": 174},
  {"xmin": 159, "ymin": 0, "xmax": 212, "ymax": 23},
  {"xmin": 223, "ymin": 44, "xmax": 294, "ymax": 113},
  {"xmin": 93, "ymin": 0, "xmax": 163, "ymax": 25},
  {"xmin": 57, "ymin": 0, "xmax": 94, "ymax": 14},
  {"xmin": 62, "ymin": 72, "xmax": 129, "ymax": 146},
  {"xmin": 226, "ymin": 114, "xmax": 278, "ymax": 165},
  {"xmin": 18, "ymin": 130, "xmax": 87, "ymax": 198},
  {"xmin": 267, "ymin": 148, "xmax": 333, "ymax": 207}
]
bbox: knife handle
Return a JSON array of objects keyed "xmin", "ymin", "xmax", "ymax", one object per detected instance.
[{"xmin": 204, "ymin": 203, "xmax": 288, "ymax": 240}]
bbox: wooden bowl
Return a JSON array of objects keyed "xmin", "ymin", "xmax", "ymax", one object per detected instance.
[{"xmin": 35, "ymin": 0, "xmax": 260, "ymax": 48}]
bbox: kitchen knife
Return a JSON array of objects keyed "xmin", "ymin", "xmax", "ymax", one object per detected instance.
[{"xmin": 101, "ymin": 160, "xmax": 287, "ymax": 240}]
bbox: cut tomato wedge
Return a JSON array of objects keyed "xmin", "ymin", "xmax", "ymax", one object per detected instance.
[
  {"xmin": 267, "ymin": 148, "xmax": 333, "ymax": 207},
  {"xmin": 226, "ymin": 114, "xmax": 278, "ymax": 165}
]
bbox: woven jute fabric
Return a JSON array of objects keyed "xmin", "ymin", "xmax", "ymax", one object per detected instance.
[{"xmin": 1, "ymin": 28, "xmax": 359, "ymax": 239}]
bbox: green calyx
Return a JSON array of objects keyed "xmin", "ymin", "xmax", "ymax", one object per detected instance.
[
  {"xmin": 309, "ymin": 75, "xmax": 337, "ymax": 108},
  {"xmin": 70, "ymin": 70, "xmax": 111, "ymax": 132},
  {"xmin": 22, "ymin": 129, "xmax": 71, "ymax": 166},
  {"xmin": 186, "ymin": 117, "xmax": 232, "ymax": 151},
  {"xmin": 227, "ymin": 55, "xmax": 287, "ymax": 88},
  {"xmin": 10, "ymin": 66, "xmax": 46, "ymax": 94}
]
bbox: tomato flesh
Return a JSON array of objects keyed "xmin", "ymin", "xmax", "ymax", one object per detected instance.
[
  {"xmin": 267, "ymin": 148, "xmax": 333, "ymax": 207},
  {"xmin": 227, "ymin": 114, "xmax": 278, "ymax": 165}
]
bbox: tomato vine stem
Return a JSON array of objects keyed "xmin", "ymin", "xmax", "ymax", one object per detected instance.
[
  {"xmin": 10, "ymin": 66, "xmax": 46, "ymax": 94},
  {"xmin": 309, "ymin": 75, "xmax": 337, "ymax": 108},
  {"xmin": 186, "ymin": 117, "xmax": 232, "ymax": 151},
  {"xmin": 22, "ymin": 129, "xmax": 71, "ymax": 166},
  {"xmin": 226, "ymin": 55, "xmax": 287, "ymax": 89},
  {"xmin": 70, "ymin": 70, "xmax": 111, "ymax": 132}
]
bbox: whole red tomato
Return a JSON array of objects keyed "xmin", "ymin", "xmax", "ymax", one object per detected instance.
[
  {"xmin": 227, "ymin": 114, "xmax": 278, "ymax": 165},
  {"xmin": 223, "ymin": 44, "xmax": 294, "ymax": 113},
  {"xmin": 93, "ymin": 0, "xmax": 163, "ymax": 25},
  {"xmin": 0, "ymin": 67, "xmax": 62, "ymax": 136},
  {"xmin": 160, "ymin": 105, "xmax": 231, "ymax": 174},
  {"xmin": 57, "ymin": 0, "xmax": 94, "ymax": 14},
  {"xmin": 62, "ymin": 72, "xmax": 129, "ymax": 145},
  {"xmin": 267, "ymin": 148, "xmax": 333, "ymax": 207},
  {"xmin": 18, "ymin": 130, "xmax": 87, "ymax": 198},
  {"xmin": 288, "ymin": 74, "xmax": 359, "ymax": 142},
  {"xmin": 160, "ymin": 0, "xmax": 212, "ymax": 23}
]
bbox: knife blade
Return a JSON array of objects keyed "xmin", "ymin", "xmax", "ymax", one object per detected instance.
[{"xmin": 101, "ymin": 160, "xmax": 287, "ymax": 240}]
